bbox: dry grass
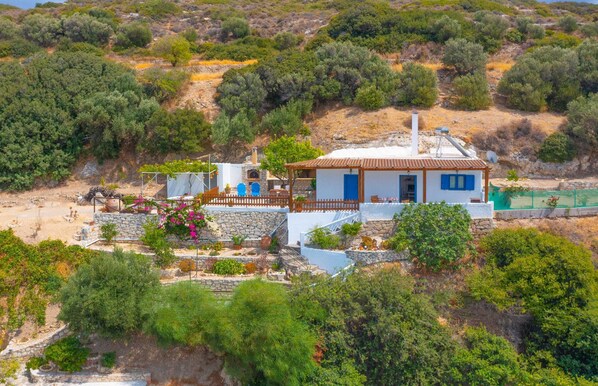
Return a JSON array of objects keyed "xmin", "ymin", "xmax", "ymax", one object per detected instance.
[
  {"xmin": 188, "ymin": 59, "xmax": 257, "ymax": 66},
  {"xmin": 191, "ymin": 73, "xmax": 224, "ymax": 81},
  {"xmin": 392, "ymin": 62, "xmax": 443, "ymax": 72},
  {"xmin": 133, "ymin": 62, "xmax": 155, "ymax": 70},
  {"xmin": 486, "ymin": 61, "xmax": 514, "ymax": 72}
]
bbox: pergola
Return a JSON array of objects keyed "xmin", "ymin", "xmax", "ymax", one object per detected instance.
[{"xmin": 285, "ymin": 157, "xmax": 490, "ymax": 210}]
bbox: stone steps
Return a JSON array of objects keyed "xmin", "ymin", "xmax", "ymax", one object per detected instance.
[{"xmin": 279, "ymin": 246, "xmax": 326, "ymax": 277}]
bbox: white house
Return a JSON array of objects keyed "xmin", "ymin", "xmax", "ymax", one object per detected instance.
[{"xmin": 286, "ymin": 112, "xmax": 490, "ymax": 208}]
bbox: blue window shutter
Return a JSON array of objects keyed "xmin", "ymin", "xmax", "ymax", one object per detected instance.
[
  {"xmin": 441, "ymin": 174, "xmax": 449, "ymax": 190},
  {"xmin": 465, "ymin": 175, "xmax": 475, "ymax": 190}
]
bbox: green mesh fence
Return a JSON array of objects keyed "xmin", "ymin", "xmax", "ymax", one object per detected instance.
[{"xmin": 489, "ymin": 186, "xmax": 598, "ymax": 210}]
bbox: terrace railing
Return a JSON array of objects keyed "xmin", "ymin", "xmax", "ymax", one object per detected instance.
[
  {"xmin": 295, "ymin": 199, "xmax": 359, "ymax": 212},
  {"xmin": 201, "ymin": 194, "xmax": 289, "ymax": 208},
  {"xmin": 489, "ymin": 188, "xmax": 598, "ymax": 210}
]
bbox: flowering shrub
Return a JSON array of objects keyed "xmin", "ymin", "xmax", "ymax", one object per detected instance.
[
  {"xmin": 544, "ymin": 195, "xmax": 560, "ymax": 208},
  {"xmin": 160, "ymin": 201, "xmax": 210, "ymax": 241},
  {"xmin": 133, "ymin": 195, "xmax": 155, "ymax": 213}
]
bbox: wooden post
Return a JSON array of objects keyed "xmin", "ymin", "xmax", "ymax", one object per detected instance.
[
  {"xmin": 288, "ymin": 168, "xmax": 294, "ymax": 212},
  {"xmin": 484, "ymin": 168, "xmax": 490, "ymax": 203},
  {"xmin": 422, "ymin": 169, "xmax": 427, "ymax": 203},
  {"xmin": 358, "ymin": 168, "xmax": 364, "ymax": 203}
]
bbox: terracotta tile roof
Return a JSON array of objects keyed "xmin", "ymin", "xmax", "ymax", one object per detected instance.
[{"xmin": 286, "ymin": 157, "xmax": 487, "ymax": 170}]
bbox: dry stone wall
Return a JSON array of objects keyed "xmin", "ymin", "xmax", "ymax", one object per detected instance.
[
  {"xmin": 0, "ymin": 325, "xmax": 69, "ymax": 359},
  {"xmin": 92, "ymin": 210, "xmax": 286, "ymax": 243},
  {"xmin": 346, "ymin": 249, "xmax": 409, "ymax": 265},
  {"xmin": 471, "ymin": 218, "xmax": 495, "ymax": 237}
]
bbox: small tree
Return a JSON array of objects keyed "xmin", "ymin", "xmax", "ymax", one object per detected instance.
[
  {"xmin": 565, "ymin": 93, "xmax": 598, "ymax": 153},
  {"xmin": 396, "ymin": 62, "xmax": 438, "ymax": 107},
  {"xmin": 153, "ymin": 35, "xmax": 192, "ymax": 67},
  {"xmin": 141, "ymin": 220, "xmax": 176, "ymax": 269},
  {"xmin": 115, "ymin": 22, "xmax": 152, "ymax": 49},
  {"xmin": 217, "ymin": 279, "xmax": 316, "ymax": 385},
  {"xmin": 433, "ymin": 15, "xmax": 462, "ymax": 42},
  {"xmin": 443, "ymin": 38, "xmax": 487, "ymax": 75},
  {"xmin": 355, "ymin": 84, "xmax": 387, "ymax": 110},
  {"xmin": 261, "ymin": 99, "xmax": 312, "ymax": 137},
  {"xmin": 21, "ymin": 14, "xmax": 62, "ymax": 47},
  {"xmin": 274, "ymin": 32, "xmax": 302, "ymax": 50},
  {"xmin": 260, "ymin": 136, "xmax": 324, "ymax": 187},
  {"xmin": 62, "ymin": 13, "xmax": 113, "ymax": 46},
  {"xmin": 100, "ymin": 223, "xmax": 118, "ymax": 244},
  {"xmin": 389, "ymin": 202, "xmax": 473, "ymax": 271},
  {"xmin": 559, "ymin": 15, "xmax": 578, "ymax": 33},
  {"xmin": 59, "ymin": 249, "xmax": 160, "ymax": 338},
  {"xmin": 221, "ymin": 17, "xmax": 250, "ymax": 40},
  {"xmin": 453, "ymin": 73, "xmax": 491, "ymax": 110},
  {"xmin": 538, "ymin": 132, "xmax": 575, "ymax": 163},
  {"xmin": 211, "ymin": 111, "xmax": 257, "ymax": 146}
]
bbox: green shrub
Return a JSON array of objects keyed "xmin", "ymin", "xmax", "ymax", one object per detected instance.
[
  {"xmin": 115, "ymin": 22, "xmax": 152, "ymax": 49},
  {"xmin": 355, "ymin": 84, "xmax": 387, "ymax": 110},
  {"xmin": 0, "ymin": 17, "xmax": 19, "ymax": 40},
  {"xmin": 0, "ymin": 37, "xmax": 42, "ymax": 57},
  {"xmin": 21, "ymin": 14, "xmax": 62, "ymax": 47},
  {"xmin": 143, "ymin": 107, "xmax": 210, "ymax": 154},
  {"xmin": 449, "ymin": 327, "xmax": 526, "ymax": 384},
  {"xmin": 453, "ymin": 72, "xmax": 491, "ymax": 110},
  {"xmin": 0, "ymin": 358, "xmax": 19, "ymax": 383},
  {"xmin": 139, "ymin": 0, "xmax": 181, "ymax": 19},
  {"xmin": 140, "ymin": 68, "xmax": 190, "ymax": 103},
  {"xmin": 340, "ymin": 222, "xmax": 362, "ymax": 237},
  {"xmin": 443, "ymin": 38, "xmax": 487, "ymax": 75},
  {"xmin": 389, "ymin": 202, "xmax": 473, "ymax": 271},
  {"xmin": 395, "ymin": 62, "xmax": 438, "ymax": 107},
  {"xmin": 56, "ymin": 40, "xmax": 105, "ymax": 56},
  {"xmin": 505, "ymin": 29, "xmax": 525, "ymax": 44},
  {"xmin": 274, "ymin": 32, "xmax": 302, "ymax": 50},
  {"xmin": 59, "ymin": 249, "xmax": 160, "ymax": 337},
  {"xmin": 141, "ymin": 221, "xmax": 176, "ymax": 269},
  {"xmin": 211, "ymin": 111, "xmax": 257, "ymax": 146},
  {"xmin": 212, "ymin": 259, "xmax": 246, "ymax": 275},
  {"xmin": 310, "ymin": 227, "xmax": 341, "ymax": 250},
  {"xmin": 564, "ymin": 93, "xmax": 598, "ymax": 153},
  {"xmin": 291, "ymin": 267, "xmax": 455, "ymax": 385},
  {"xmin": 433, "ymin": 15, "xmax": 462, "ymax": 42},
  {"xmin": 219, "ymin": 280, "xmax": 316, "ymax": 385},
  {"xmin": 62, "ymin": 13, "xmax": 113, "ymax": 47},
  {"xmin": 498, "ymin": 46, "xmax": 580, "ymax": 112},
  {"xmin": 538, "ymin": 132, "xmax": 575, "ymax": 163},
  {"xmin": 577, "ymin": 39, "xmax": 598, "ymax": 94},
  {"xmin": 100, "ymin": 223, "xmax": 118, "ymax": 243},
  {"xmin": 101, "ymin": 352, "xmax": 116, "ymax": 368},
  {"xmin": 528, "ymin": 24, "xmax": 545, "ymax": 39},
  {"xmin": 153, "ymin": 35, "xmax": 192, "ymax": 67},
  {"xmin": 198, "ymin": 37, "xmax": 278, "ymax": 61},
  {"xmin": 221, "ymin": 17, "xmax": 250, "ymax": 39},
  {"xmin": 45, "ymin": 336, "xmax": 90, "ymax": 373},
  {"xmin": 558, "ymin": 15, "xmax": 578, "ymax": 33},
  {"xmin": 26, "ymin": 356, "xmax": 48, "ymax": 370},
  {"xmin": 260, "ymin": 99, "xmax": 312, "ymax": 136},
  {"xmin": 533, "ymin": 32, "xmax": 581, "ymax": 49}
]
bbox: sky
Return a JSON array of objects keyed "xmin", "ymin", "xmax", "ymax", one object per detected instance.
[{"xmin": 0, "ymin": 0, "xmax": 65, "ymax": 9}]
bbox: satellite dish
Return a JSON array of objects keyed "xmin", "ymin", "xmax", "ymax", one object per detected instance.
[{"xmin": 486, "ymin": 151, "xmax": 498, "ymax": 163}]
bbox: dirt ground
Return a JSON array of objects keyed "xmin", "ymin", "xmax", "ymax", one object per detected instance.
[{"xmin": 88, "ymin": 334, "xmax": 225, "ymax": 385}]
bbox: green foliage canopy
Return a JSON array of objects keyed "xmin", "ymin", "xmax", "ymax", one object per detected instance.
[
  {"xmin": 565, "ymin": 93, "xmax": 598, "ymax": 153},
  {"xmin": 390, "ymin": 202, "xmax": 474, "ymax": 271},
  {"xmin": 260, "ymin": 136, "xmax": 324, "ymax": 182}
]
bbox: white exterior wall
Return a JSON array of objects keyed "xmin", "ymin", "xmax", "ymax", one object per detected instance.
[
  {"xmin": 215, "ymin": 163, "xmax": 244, "ymax": 190},
  {"xmin": 426, "ymin": 170, "xmax": 484, "ymax": 203},
  {"xmin": 364, "ymin": 171, "xmax": 423, "ymax": 203},
  {"xmin": 360, "ymin": 202, "xmax": 493, "ymax": 220},
  {"xmin": 316, "ymin": 169, "xmax": 352, "ymax": 200},
  {"xmin": 287, "ymin": 212, "xmax": 342, "ymax": 246}
]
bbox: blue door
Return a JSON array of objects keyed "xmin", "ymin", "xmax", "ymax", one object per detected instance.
[{"xmin": 344, "ymin": 174, "xmax": 359, "ymax": 201}]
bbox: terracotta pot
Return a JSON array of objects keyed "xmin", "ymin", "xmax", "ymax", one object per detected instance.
[
  {"xmin": 260, "ymin": 235, "xmax": 272, "ymax": 250},
  {"xmin": 105, "ymin": 198, "xmax": 121, "ymax": 212},
  {"xmin": 233, "ymin": 244, "xmax": 242, "ymax": 250}
]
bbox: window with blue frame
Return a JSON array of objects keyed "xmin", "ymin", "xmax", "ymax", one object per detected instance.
[{"xmin": 441, "ymin": 174, "xmax": 475, "ymax": 191}]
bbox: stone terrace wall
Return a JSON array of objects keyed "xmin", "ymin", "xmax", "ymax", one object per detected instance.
[
  {"xmin": 0, "ymin": 325, "xmax": 69, "ymax": 359},
  {"xmin": 471, "ymin": 218, "xmax": 495, "ymax": 237},
  {"xmin": 357, "ymin": 218, "xmax": 495, "ymax": 240},
  {"xmin": 92, "ymin": 210, "xmax": 286, "ymax": 243},
  {"xmin": 346, "ymin": 249, "xmax": 409, "ymax": 265},
  {"xmin": 163, "ymin": 276, "xmax": 288, "ymax": 292}
]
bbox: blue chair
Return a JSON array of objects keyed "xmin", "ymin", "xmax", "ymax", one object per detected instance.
[
  {"xmin": 237, "ymin": 183, "xmax": 247, "ymax": 197},
  {"xmin": 251, "ymin": 182, "xmax": 260, "ymax": 197}
]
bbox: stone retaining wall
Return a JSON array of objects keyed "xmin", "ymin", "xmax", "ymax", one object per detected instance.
[
  {"xmin": 358, "ymin": 220, "xmax": 396, "ymax": 239},
  {"xmin": 173, "ymin": 254, "xmax": 274, "ymax": 270},
  {"xmin": 30, "ymin": 370, "xmax": 150, "ymax": 384},
  {"xmin": 471, "ymin": 218, "xmax": 495, "ymax": 237},
  {"xmin": 163, "ymin": 276, "xmax": 288, "ymax": 292},
  {"xmin": 91, "ymin": 210, "xmax": 286, "ymax": 243},
  {"xmin": 346, "ymin": 249, "xmax": 409, "ymax": 265},
  {"xmin": 0, "ymin": 325, "xmax": 69, "ymax": 359}
]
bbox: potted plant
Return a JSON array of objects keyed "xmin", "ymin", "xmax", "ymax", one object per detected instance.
[
  {"xmin": 224, "ymin": 183, "xmax": 231, "ymax": 194},
  {"xmin": 260, "ymin": 235, "xmax": 272, "ymax": 250},
  {"xmin": 294, "ymin": 195, "xmax": 307, "ymax": 212},
  {"xmin": 232, "ymin": 235, "xmax": 247, "ymax": 250}
]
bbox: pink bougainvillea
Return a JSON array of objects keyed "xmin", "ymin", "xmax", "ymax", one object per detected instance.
[{"xmin": 159, "ymin": 200, "xmax": 210, "ymax": 241}]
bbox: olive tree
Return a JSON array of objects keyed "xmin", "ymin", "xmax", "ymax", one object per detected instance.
[
  {"xmin": 21, "ymin": 14, "xmax": 62, "ymax": 47},
  {"xmin": 433, "ymin": 15, "xmax": 462, "ymax": 42},
  {"xmin": 115, "ymin": 22, "xmax": 152, "ymax": 49},
  {"xmin": 395, "ymin": 62, "xmax": 438, "ymax": 107},
  {"xmin": 59, "ymin": 249, "xmax": 160, "ymax": 338},
  {"xmin": 62, "ymin": 13, "xmax": 113, "ymax": 46},
  {"xmin": 565, "ymin": 93, "xmax": 598, "ymax": 153},
  {"xmin": 260, "ymin": 136, "xmax": 323, "ymax": 186},
  {"xmin": 453, "ymin": 72, "xmax": 491, "ymax": 110},
  {"xmin": 153, "ymin": 35, "xmax": 192, "ymax": 66},
  {"xmin": 443, "ymin": 38, "xmax": 487, "ymax": 75},
  {"xmin": 221, "ymin": 17, "xmax": 250, "ymax": 39}
]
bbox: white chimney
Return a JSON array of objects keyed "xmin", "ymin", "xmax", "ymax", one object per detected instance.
[{"xmin": 411, "ymin": 111, "xmax": 419, "ymax": 156}]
